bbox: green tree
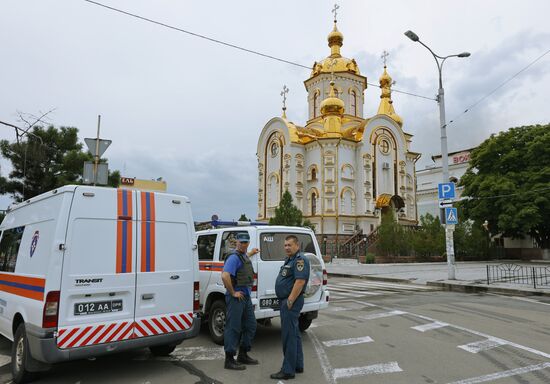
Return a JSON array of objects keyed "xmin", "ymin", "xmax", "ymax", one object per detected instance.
[
  {"xmin": 238, "ymin": 213, "xmax": 250, "ymax": 221},
  {"xmin": 0, "ymin": 125, "xmax": 119, "ymax": 202},
  {"xmin": 411, "ymin": 213, "xmax": 445, "ymax": 260},
  {"xmin": 378, "ymin": 210, "xmax": 406, "ymax": 256},
  {"xmin": 459, "ymin": 124, "xmax": 550, "ymax": 248},
  {"xmin": 269, "ymin": 190, "xmax": 315, "ymax": 231}
]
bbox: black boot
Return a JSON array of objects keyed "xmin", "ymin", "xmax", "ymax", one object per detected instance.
[
  {"xmin": 225, "ymin": 352, "xmax": 246, "ymax": 370},
  {"xmin": 237, "ymin": 347, "xmax": 259, "ymax": 365}
]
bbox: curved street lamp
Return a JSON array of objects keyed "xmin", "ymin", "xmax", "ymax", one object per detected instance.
[{"xmin": 405, "ymin": 30, "xmax": 470, "ymax": 280}]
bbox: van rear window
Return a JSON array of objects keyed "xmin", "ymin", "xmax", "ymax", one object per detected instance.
[
  {"xmin": 0, "ymin": 226, "xmax": 25, "ymax": 272},
  {"xmin": 260, "ymin": 233, "xmax": 317, "ymax": 261}
]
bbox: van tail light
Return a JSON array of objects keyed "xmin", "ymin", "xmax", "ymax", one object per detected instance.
[
  {"xmin": 42, "ymin": 291, "xmax": 60, "ymax": 329},
  {"xmin": 252, "ymin": 273, "xmax": 258, "ymax": 292},
  {"xmin": 323, "ymin": 269, "xmax": 328, "ymax": 286},
  {"xmin": 193, "ymin": 281, "xmax": 200, "ymax": 311}
]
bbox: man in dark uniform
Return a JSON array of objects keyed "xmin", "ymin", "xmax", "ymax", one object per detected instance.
[
  {"xmin": 270, "ymin": 235, "xmax": 310, "ymax": 380},
  {"xmin": 221, "ymin": 232, "xmax": 260, "ymax": 370}
]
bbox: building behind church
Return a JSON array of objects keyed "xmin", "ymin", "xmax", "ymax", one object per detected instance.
[{"xmin": 257, "ymin": 19, "xmax": 421, "ymax": 243}]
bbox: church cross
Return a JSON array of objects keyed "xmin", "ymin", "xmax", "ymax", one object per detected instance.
[
  {"xmin": 332, "ymin": 4, "xmax": 340, "ymax": 22},
  {"xmin": 280, "ymin": 85, "xmax": 289, "ymax": 110},
  {"xmin": 381, "ymin": 50, "xmax": 389, "ymax": 66}
]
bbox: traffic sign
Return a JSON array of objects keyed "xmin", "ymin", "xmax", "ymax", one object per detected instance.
[
  {"xmin": 445, "ymin": 207, "xmax": 458, "ymax": 225},
  {"xmin": 438, "ymin": 182, "xmax": 456, "ymax": 200},
  {"xmin": 84, "ymin": 138, "xmax": 112, "ymax": 158}
]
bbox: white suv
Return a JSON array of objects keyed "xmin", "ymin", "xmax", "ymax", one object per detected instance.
[{"xmin": 195, "ymin": 225, "xmax": 329, "ymax": 344}]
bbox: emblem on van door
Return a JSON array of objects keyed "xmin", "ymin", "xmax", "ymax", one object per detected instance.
[
  {"xmin": 75, "ymin": 278, "xmax": 104, "ymax": 287},
  {"xmin": 30, "ymin": 231, "xmax": 39, "ymax": 257}
]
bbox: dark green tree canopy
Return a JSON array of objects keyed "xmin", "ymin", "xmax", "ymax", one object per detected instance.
[
  {"xmin": 459, "ymin": 124, "xmax": 550, "ymax": 248},
  {"xmin": 238, "ymin": 213, "xmax": 250, "ymax": 221},
  {"xmin": 0, "ymin": 125, "xmax": 119, "ymax": 202},
  {"xmin": 269, "ymin": 190, "xmax": 315, "ymax": 231}
]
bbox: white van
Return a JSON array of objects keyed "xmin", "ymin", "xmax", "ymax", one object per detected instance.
[
  {"xmin": 0, "ymin": 185, "xmax": 200, "ymax": 383},
  {"xmin": 196, "ymin": 225, "xmax": 329, "ymax": 344}
]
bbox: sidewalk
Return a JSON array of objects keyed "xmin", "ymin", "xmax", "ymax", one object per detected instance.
[{"xmin": 326, "ymin": 259, "xmax": 550, "ymax": 297}]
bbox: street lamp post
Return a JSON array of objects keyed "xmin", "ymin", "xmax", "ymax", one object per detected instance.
[{"xmin": 405, "ymin": 30, "xmax": 470, "ymax": 280}]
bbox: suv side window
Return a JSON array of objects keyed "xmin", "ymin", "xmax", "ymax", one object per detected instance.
[
  {"xmin": 259, "ymin": 232, "xmax": 316, "ymax": 261},
  {"xmin": 219, "ymin": 231, "xmax": 248, "ymax": 261},
  {"xmin": 0, "ymin": 226, "xmax": 26, "ymax": 272},
  {"xmin": 197, "ymin": 234, "xmax": 217, "ymax": 260}
]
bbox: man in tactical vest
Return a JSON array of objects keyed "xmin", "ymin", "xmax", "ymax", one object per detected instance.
[
  {"xmin": 270, "ymin": 235, "xmax": 310, "ymax": 380},
  {"xmin": 221, "ymin": 232, "xmax": 260, "ymax": 370}
]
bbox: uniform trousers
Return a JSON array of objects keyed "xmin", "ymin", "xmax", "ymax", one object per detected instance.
[
  {"xmin": 280, "ymin": 295, "xmax": 304, "ymax": 374},
  {"xmin": 224, "ymin": 294, "xmax": 256, "ymax": 355}
]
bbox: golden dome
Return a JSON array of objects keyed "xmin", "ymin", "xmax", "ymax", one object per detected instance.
[
  {"xmin": 320, "ymin": 81, "xmax": 345, "ymax": 116},
  {"xmin": 310, "ymin": 22, "xmax": 360, "ymax": 77},
  {"xmin": 377, "ymin": 66, "xmax": 403, "ymax": 126}
]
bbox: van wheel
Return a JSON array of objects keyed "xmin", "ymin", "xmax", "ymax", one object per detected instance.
[
  {"xmin": 149, "ymin": 344, "xmax": 177, "ymax": 356},
  {"xmin": 12, "ymin": 323, "xmax": 38, "ymax": 384},
  {"xmin": 298, "ymin": 314, "xmax": 313, "ymax": 332},
  {"xmin": 208, "ymin": 300, "xmax": 226, "ymax": 345}
]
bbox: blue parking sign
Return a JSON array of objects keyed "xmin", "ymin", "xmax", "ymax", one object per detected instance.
[
  {"xmin": 445, "ymin": 207, "xmax": 458, "ymax": 224},
  {"xmin": 438, "ymin": 182, "xmax": 456, "ymax": 200}
]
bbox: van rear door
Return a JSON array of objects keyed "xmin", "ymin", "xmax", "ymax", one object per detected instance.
[
  {"xmin": 134, "ymin": 192, "xmax": 195, "ymax": 337},
  {"xmin": 58, "ymin": 187, "xmax": 137, "ymax": 349}
]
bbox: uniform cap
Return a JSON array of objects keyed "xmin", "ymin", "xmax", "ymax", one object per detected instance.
[{"xmin": 236, "ymin": 233, "xmax": 250, "ymax": 242}]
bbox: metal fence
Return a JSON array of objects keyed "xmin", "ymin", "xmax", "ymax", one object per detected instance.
[{"xmin": 486, "ymin": 263, "xmax": 550, "ymax": 289}]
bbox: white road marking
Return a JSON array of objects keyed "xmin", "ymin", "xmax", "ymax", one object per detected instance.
[
  {"xmin": 359, "ymin": 310, "xmax": 407, "ymax": 320},
  {"xmin": 160, "ymin": 346, "xmax": 225, "ymax": 361},
  {"xmin": 333, "ymin": 362, "xmax": 403, "ymax": 379},
  {"xmin": 412, "ymin": 321, "xmax": 449, "ymax": 332},
  {"xmin": 322, "ymin": 336, "xmax": 374, "ymax": 347},
  {"xmin": 458, "ymin": 338, "xmax": 508, "ymax": 353},
  {"xmin": 412, "ymin": 312, "xmax": 550, "ymax": 360},
  {"xmin": 0, "ymin": 354, "xmax": 10, "ymax": 367},
  {"xmin": 306, "ymin": 329, "xmax": 336, "ymax": 384},
  {"xmin": 328, "ymin": 289, "xmax": 369, "ymax": 298},
  {"xmin": 309, "ymin": 320, "xmax": 334, "ymax": 329},
  {"xmin": 446, "ymin": 362, "xmax": 550, "ymax": 384}
]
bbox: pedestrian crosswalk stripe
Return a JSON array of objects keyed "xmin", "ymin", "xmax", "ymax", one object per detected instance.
[
  {"xmin": 333, "ymin": 362, "xmax": 403, "ymax": 379},
  {"xmin": 458, "ymin": 338, "xmax": 508, "ymax": 354},
  {"xmin": 358, "ymin": 310, "xmax": 407, "ymax": 320},
  {"xmin": 322, "ymin": 336, "xmax": 374, "ymax": 347},
  {"xmin": 412, "ymin": 321, "xmax": 449, "ymax": 332}
]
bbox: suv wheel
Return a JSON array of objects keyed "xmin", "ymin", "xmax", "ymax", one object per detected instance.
[
  {"xmin": 298, "ymin": 314, "xmax": 313, "ymax": 332},
  {"xmin": 12, "ymin": 323, "xmax": 38, "ymax": 384},
  {"xmin": 208, "ymin": 300, "xmax": 226, "ymax": 345}
]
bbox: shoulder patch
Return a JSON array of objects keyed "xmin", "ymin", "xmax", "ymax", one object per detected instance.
[{"xmin": 296, "ymin": 259, "xmax": 305, "ymax": 272}]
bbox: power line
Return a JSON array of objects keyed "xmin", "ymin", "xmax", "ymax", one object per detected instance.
[
  {"xmin": 82, "ymin": 0, "xmax": 435, "ymax": 101},
  {"xmin": 463, "ymin": 186, "xmax": 550, "ymax": 201},
  {"xmin": 445, "ymin": 48, "xmax": 550, "ymax": 128}
]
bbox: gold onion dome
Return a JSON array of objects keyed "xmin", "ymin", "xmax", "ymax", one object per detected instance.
[
  {"xmin": 377, "ymin": 66, "xmax": 403, "ymax": 126},
  {"xmin": 321, "ymin": 81, "xmax": 345, "ymax": 116},
  {"xmin": 310, "ymin": 22, "xmax": 360, "ymax": 77}
]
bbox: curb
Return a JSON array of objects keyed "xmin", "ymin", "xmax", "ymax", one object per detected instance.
[
  {"xmin": 327, "ymin": 272, "xmax": 414, "ymax": 284},
  {"xmin": 426, "ymin": 281, "xmax": 550, "ymax": 297}
]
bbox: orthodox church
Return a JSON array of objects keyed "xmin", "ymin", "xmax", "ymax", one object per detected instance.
[{"xmin": 256, "ymin": 18, "xmax": 421, "ymax": 240}]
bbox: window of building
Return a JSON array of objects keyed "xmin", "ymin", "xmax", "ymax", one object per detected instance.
[
  {"xmin": 313, "ymin": 92, "xmax": 318, "ymax": 118},
  {"xmin": 350, "ymin": 90, "xmax": 357, "ymax": 116},
  {"xmin": 311, "ymin": 168, "xmax": 317, "ymax": 181},
  {"xmin": 197, "ymin": 234, "xmax": 217, "ymax": 260},
  {"xmin": 0, "ymin": 226, "xmax": 25, "ymax": 272},
  {"xmin": 270, "ymin": 142, "xmax": 279, "ymax": 157},
  {"xmin": 311, "ymin": 192, "xmax": 317, "ymax": 215}
]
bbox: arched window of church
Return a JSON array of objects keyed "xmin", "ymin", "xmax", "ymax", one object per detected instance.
[
  {"xmin": 350, "ymin": 90, "xmax": 357, "ymax": 116},
  {"xmin": 311, "ymin": 168, "xmax": 317, "ymax": 181},
  {"xmin": 311, "ymin": 192, "xmax": 317, "ymax": 215},
  {"xmin": 313, "ymin": 92, "xmax": 318, "ymax": 118}
]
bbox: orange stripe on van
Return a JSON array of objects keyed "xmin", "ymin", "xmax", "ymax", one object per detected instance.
[
  {"xmin": 0, "ymin": 273, "xmax": 45, "ymax": 301},
  {"xmin": 140, "ymin": 192, "xmax": 156, "ymax": 272},
  {"xmin": 116, "ymin": 189, "xmax": 133, "ymax": 273}
]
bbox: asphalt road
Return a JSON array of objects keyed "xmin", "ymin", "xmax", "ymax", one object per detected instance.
[{"xmin": 1, "ymin": 278, "xmax": 549, "ymax": 383}]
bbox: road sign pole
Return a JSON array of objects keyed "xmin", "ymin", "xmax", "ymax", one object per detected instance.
[
  {"xmin": 446, "ymin": 225, "xmax": 456, "ymax": 279},
  {"xmin": 93, "ymin": 115, "xmax": 101, "ymax": 186}
]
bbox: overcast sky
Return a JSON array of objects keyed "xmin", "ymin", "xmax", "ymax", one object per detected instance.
[{"xmin": 2, "ymin": 0, "xmax": 549, "ymax": 220}]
